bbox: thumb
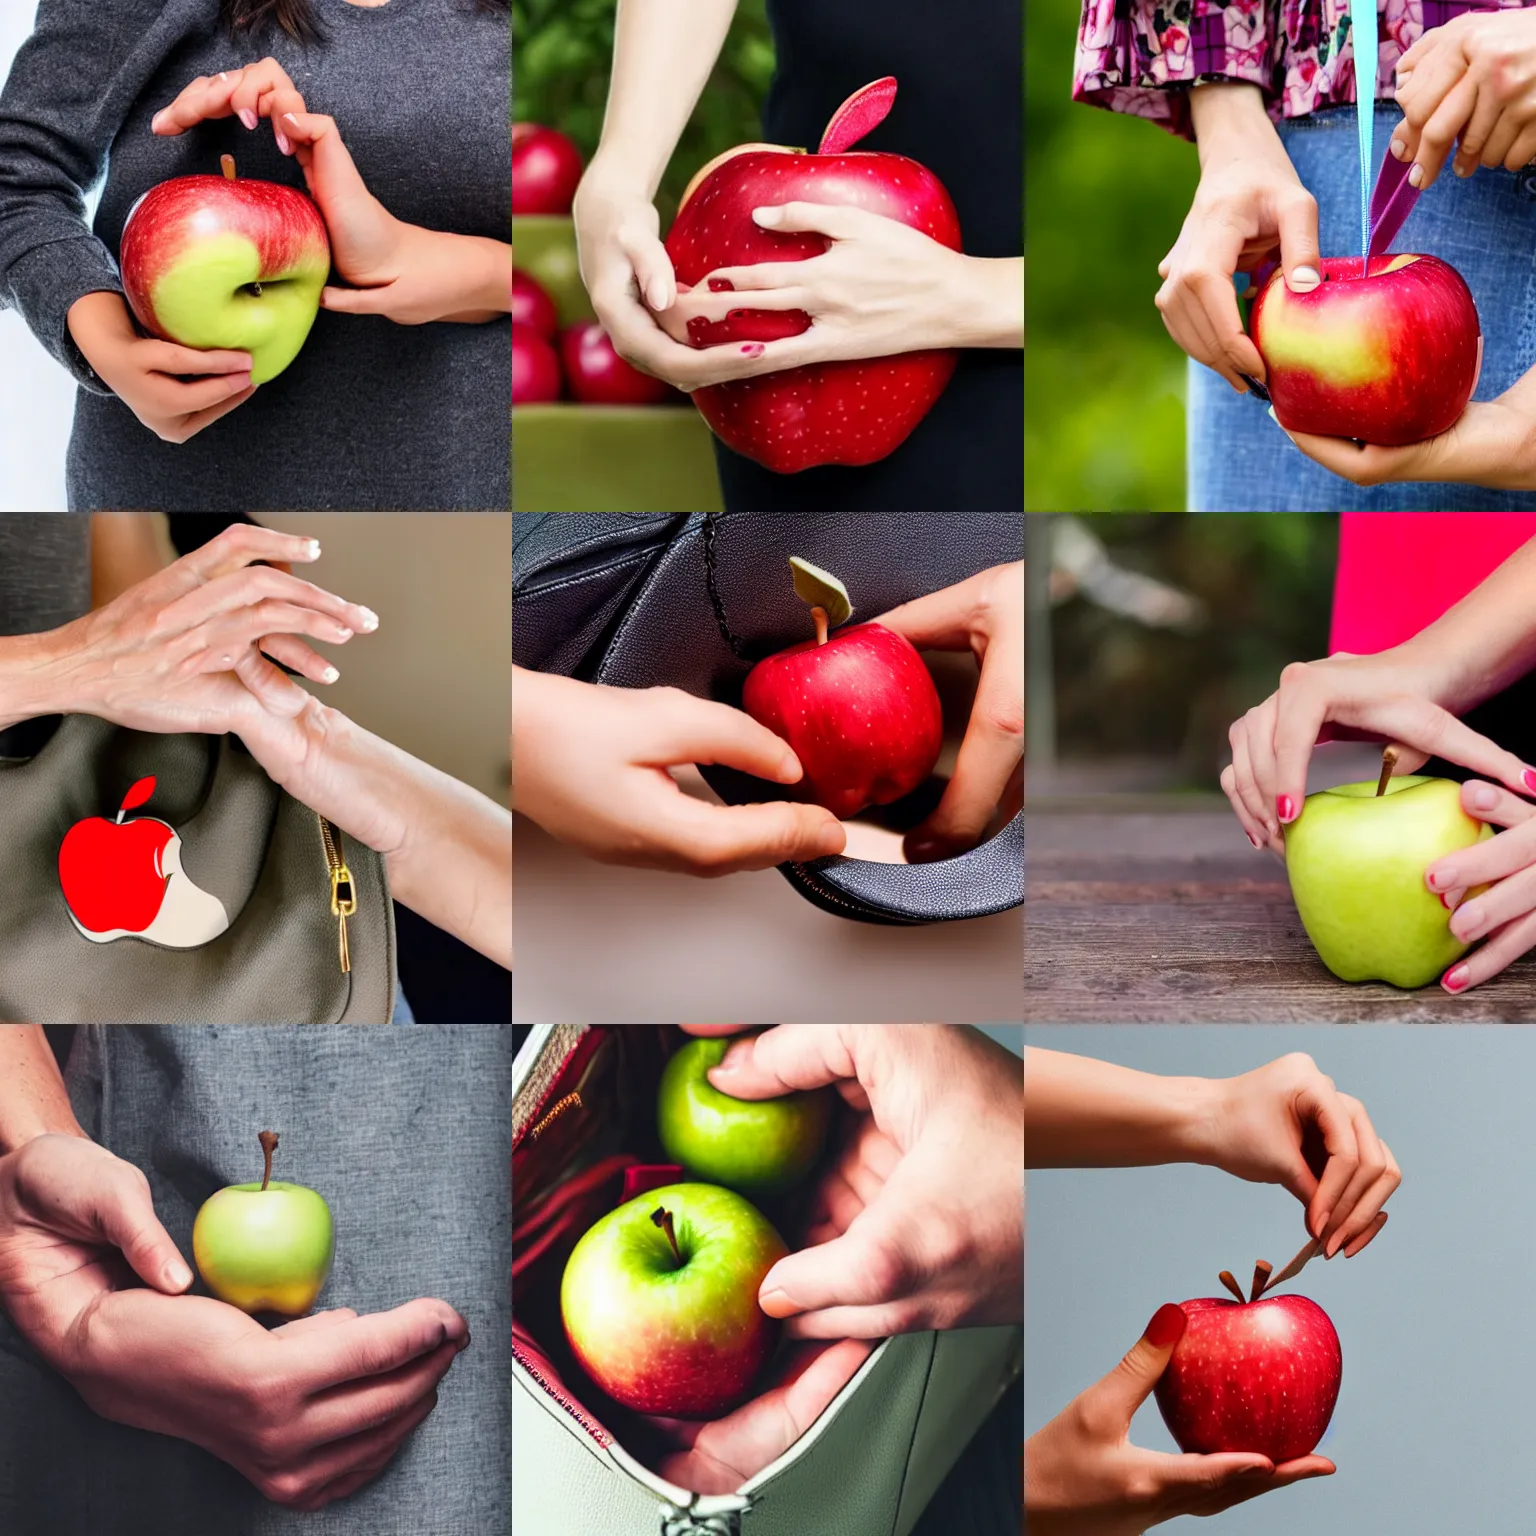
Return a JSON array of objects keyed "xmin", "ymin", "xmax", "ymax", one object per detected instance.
[
  {"xmin": 624, "ymin": 233, "xmax": 677, "ymax": 314},
  {"xmin": 95, "ymin": 1169, "xmax": 194, "ymax": 1294},
  {"xmin": 1091, "ymin": 1304, "xmax": 1188, "ymax": 1424},
  {"xmin": 706, "ymin": 1024, "xmax": 857, "ymax": 1101},
  {"xmin": 1277, "ymin": 194, "xmax": 1322, "ymax": 293},
  {"xmin": 664, "ymin": 797, "xmax": 846, "ymax": 874},
  {"xmin": 752, "ymin": 200, "xmax": 863, "ymax": 240},
  {"xmin": 321, "ymin": 283, "xmax": 391, "ymax": 315}
]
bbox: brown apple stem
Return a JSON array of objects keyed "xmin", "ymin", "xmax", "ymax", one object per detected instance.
[
  {"xmin": 1249, "ymin": 1259, "xmax": 1273, "ymax": 1302},
  {"xmin": 221, "ymin": 153, "xmax": 237, "ymax": 181},
  {"xmin": 1218, "ymin": 1270, "xmax": 1245, "ymax": 1304},
  {"xmin": 259, "ymin": 1130, "xmax": 278, "ymax": 1193},
  {"xmin": 1376, "ymin": 746, "xmax": 1398, "ymax": 797},
  {"xmin": 811, "ymin": 605, "xmax": 829, "ymax": 647},
  {"xmin": 650, "ymin": 1205, "xmax": 683, "ymax": 1267}
]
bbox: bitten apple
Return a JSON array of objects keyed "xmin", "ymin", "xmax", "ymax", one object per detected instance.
[
  {"xmin": 1155, "ymin": 1293, "xmax": 1342, "ymax": 1464},
  {"xmin": 1251, "ymin": 254, "xmax": 1481, "ymax": 446},
  {"xmin": 120, "ymin": 157, "xmax": 330, "ymax": 386},
  {"xmin": 561, "ymin": 1183, "xmax": 787, "ymax": 1417}
]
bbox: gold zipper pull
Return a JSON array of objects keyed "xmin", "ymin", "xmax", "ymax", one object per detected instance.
[{"xmin": 331, "ymin": 863, "xmax": 356, "ymax": 975}]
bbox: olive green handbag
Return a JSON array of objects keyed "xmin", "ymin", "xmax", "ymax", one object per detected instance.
[
  {"xmin": 0, "ymin": 714, "xmax": 394, "ymax": 1024},
  {"xmin": 512, "ymin": 1024, "xmax": 1022, "ymax": 1536}
]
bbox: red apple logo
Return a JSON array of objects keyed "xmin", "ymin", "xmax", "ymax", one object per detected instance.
[{"xmin": 58, "ymin": 777, "xmax": 231, "ymax": 948}]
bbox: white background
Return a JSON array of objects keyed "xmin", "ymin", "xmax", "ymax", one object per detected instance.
[{"xmin": 1, "ymin": 0, "xmax": 87, "ymax": 512}]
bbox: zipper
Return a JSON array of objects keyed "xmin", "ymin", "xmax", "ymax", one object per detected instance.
[
  {"xmin": 317, "ymin": 815, "xmax": 356, "ymax": 973},
  {"xmin": 512, "ymin": 1338, "xmax": 611, "ymax": 1446},
  {"xmin": 781, "ymin": 860, "xmax": 923, "ymax": 925}
]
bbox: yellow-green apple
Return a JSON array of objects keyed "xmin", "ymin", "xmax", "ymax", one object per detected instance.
[
  {"xmin": 1250, "ymin": 254, "xmax": 1481, "ymax": 446},
  {"xmin": 120, "ymin": 157, "xmax": 330, "ymax": 385},
  {"xmin": 193, "ymin": 1131, "xmax": 334, "ymax": 1317},
  {"xmin": 560, "ymin": 1182, "xmax": 787, "ymax": 1416},
  {"xmin": 657, "ymin": 1035, "xmax": 832, "ymax": 1194},
  {"xmin": 1285, "ymin": 775, "xmax": 1492, "ymax": 988},
  {"xmin": 1156, "ymin": 1292, "xmax": 1341, "ymax": 1463}
]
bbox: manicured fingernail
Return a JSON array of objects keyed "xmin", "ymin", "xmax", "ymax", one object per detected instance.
[
  {"xmin": 152, "ymin": 110, "xmax": 167, "ymax": 132},
  {"xmin": 167, "ymin": 1260, "xmax": 194, "ymax": 1289},
  {"xmin": 1427, "ymin": 867, "xmax": 1450, "ymax": 890},
  {"xmin": 1247, "ymin": 831, "xmax": 1263, "ymax": 849},
  {"xmin": 1522, "ymin": 768, "xmax": 1536, "ymax": 796},
  {"xmin": 335, "ymin": 626, "xmax": 354, "ymax": 641},
  {"xmin": 1389, "ymin": 136, "xmax": 1406, "ymax": 159},
  {"xmin": 814, "ymin": 822, "xmax": 844, "ymax": 857},
  {"xmin": 321, "ymin": 665, "xmax": 340, "ymax": 684},
  {"xmin": 1409, "ymin": 163, "xmax": 1425, "ymax": 188},
  {"xmin": 1238, "ymin": 372, "xmax": 1271, "ymax": 402},
  {"xmin": 1472, "ymin": 782, "xmax": 1501, "ymax": 810},
  {"xmin": 219, "ymin": 71, "xmax": 230, "ymax": 82},
  {"xmin": 1277, "ymin": 794, "xmax": 1297, "ymax": 823},
  {"xmin": 708, "ymin": 277, "xmax": 736, "ymax": 293},
  {"xmin": 1325, "ymin": 1230, "xmax": 1344, "ymax": 1258},
  {"xmin": 646, "ymin": 281, "xmax": 669, "ymax": 310},
  {"xmin": 304, "ymin": 539, "xmax": 321, "ymax": 560},
  {"xmin": 1454, "ymin": 160, "xmax": 1472, "ymax": 178},
  {"xmin": 276, "ymin": 131, "xmax": 292, "ymax": 156},
  {"xmin": 740, "ymin": 343, "xmax": 764, "ymax": 357},
  {"xmin": 1443, "ymin": 964, "xmax": 1470, "ymax": 993},
  {"xmin": 1145, "ymin": 1302, "xmax": 1186, "ymax": 1348},
  {"xmin": 1288, "ymin": 266, "xmax": 1321, "ymax": 292},
  {"xmin": 358, "ymin": 607, "xmax": 379, "ymax": 632},
  {"xmin": 1313, "ymin": 1208, "xmax": 1331, "ymax": 1240},
  {"xmin": 1452, "ymin": 903, "xmax": 1482, "ymax": 939},
  {"xmin": 1438, "ymin": 890, "xmax": 1454, "ymax": 909},
  {"xmin": 752, "ymin": 206, "xmax": 781, "ymax": 226},
  {"xmin": 238, "ymin": 108, "xmax": 258, "ymax": 130}
]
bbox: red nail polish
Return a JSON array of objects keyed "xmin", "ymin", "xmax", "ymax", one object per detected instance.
[
  {"xmin": 1523, "ymin": 768, "xmax": 1536, "ymax": 796},
  {"xmin": 1247, "ymin": 831, "xmax": 1262, "ymax": 849},
  {"xmin": 1443, "ymin": 964, "xmax": 1470, "ymax": 993},
  {"xmin": 1277, "ymin": 794, "xmax": 1296, "ymax": 823},
  {"xmin": 740, "ymin": 343, "xmax": 764, "ymax": 357},
  {"xmin": 708, "ymin": 278, "xmax": 735, "ymax": 293},
  {"xmin": 1144, "ymin": 1302, "xmax": 1186, "ymax": 1348},
  {"xmin": 1439, "ymin": 892, "xmax": 1453, "ymax": 909}
]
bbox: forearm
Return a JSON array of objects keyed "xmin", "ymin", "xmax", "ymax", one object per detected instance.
[
  {"xmin": 1024, "ymin": 1048, "xmax": 1216, "ymax": 1168},
  {"xmin": 588, "ymin": 0, "xmax": 739, "ymax": 196},
  {"xmin": 949, "ymin": 255, "xmax": 1023, "ymax": 348},
  {"xmin": 1189, "ymin": 81, "xmax": 1281, "ymax": 162},
  {"xmin": 0, "ymin": 629, "xmax": 73, "ymax": 731},
  {"xmin": 0, "ymin": 1027, "xmax": 86, "ymax": 1152},
  {"xmin": 435, "ymin": 233, "xmax": 512, "ymax": 322}
]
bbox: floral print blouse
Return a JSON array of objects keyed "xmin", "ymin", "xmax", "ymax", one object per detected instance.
[{"xmin": 1075, "ymin": 0, "xmax": 1536, "ymax": 139}]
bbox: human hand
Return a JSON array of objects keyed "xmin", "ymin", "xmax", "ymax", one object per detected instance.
[
  {"xmin": 29, "ymin": 523, "xmax": 376, "ymax": 734},
  {"xmin": 1187, "ymin": 1053, "xmax": 1400, "ymax": 1258},
  {"xmin": 1220, "ymin": 649, "xmax": 1535, "ymax": 853},
  {"xmin": 150, "ymin": 56, "xmax": 308, "ymax": 153},
  {"xmin": 511, "ymin": 669, "xmax": 846, "ymax": 875},
  {"xmin": 66, "ymin": 292, "xmax": 254, "ymax": 444},
  {"xmin": 1425, "ymin": 779, "xmax": 1536, "ymax": 993},
  {"xmin": 1024, "ymin": 1305, "xmax": 1333, "ymax": 1533},
  {"xmin": 683, "ymin": 1023, "xmax": 1022, "ymax": 1335},
  {"xmin": 1392, "ymin": 9, "xmax": 1536, "ymax": 187},
  {"xmin": 0, "ymin": 1134, "xmax": 468, "ymax": 1511},
  {"xmin": 646, "ymin": 1338, "xmax": 875, "ymax": 1494},
  {"xmin": 1157, "ymin": 84, "xmax": 1321, "ymax": 394},
  {"xmin": 876, "ymin": 562, "xmax": 1023, "ymax": 862}
]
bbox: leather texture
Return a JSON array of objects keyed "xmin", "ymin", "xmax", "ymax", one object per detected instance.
[
  {"xmin": 512, "ymin": 512, "xmax": 1024, "ymax": 924},
  {"xmin": 0, "ymin": 714, "xmax": 394, "ymax": 1023}
]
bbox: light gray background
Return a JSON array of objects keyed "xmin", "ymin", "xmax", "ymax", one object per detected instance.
[
  {"xmin": 0, "ymin": 0, "xmax": 77, "ymax": 511},
  {"xmin": 1026, "ymin": 1025, "xmax": 1529, "ymax": 1533}
]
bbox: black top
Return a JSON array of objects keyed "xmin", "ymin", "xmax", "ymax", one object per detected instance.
[{"xmin": 712, "ymin": 0, "xmax": 1022, "ymax": 512}]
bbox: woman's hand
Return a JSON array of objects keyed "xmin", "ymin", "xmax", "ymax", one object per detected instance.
[
  {"xmin": 658, "ymin": 205, "xmax": 1022, "ymax": 362},
  {"xmin": 1220, "ymin": 649, "xmax": 1536, "ymax": 852},
  {"xmin": 876, "ymin": 562, "xmax": 1024, "ymax": 862},
  {"xmin": 1392, "ymin": 10, "xmax": 1536, "ymax": 188},
  {"xmin": 1024, "ymin": 1306, "xmax": 1333, "ymax": 1534},
  {"xmin": 150, "ymin": 57, "xmax": 307, "ymax": 153},
  {"xmin": 18, "ymin": 524, "xmax": 374, "ymax": 735},
  {"xmin": 511, "ymin": 669, "xmax": 846, "ymax": 876},
  {"xmin": 66, "ymin": 293, "xmax": 254, "ymax": 444},
  {"xmin": 1424, "ymin": 779, "xmax": 1536, "ymax": 992},
  {"xmin": 1157, "ymin": 83, "xmax": 1322, "ymax": 394}
]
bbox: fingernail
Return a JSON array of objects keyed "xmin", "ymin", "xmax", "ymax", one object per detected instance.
[
  {"xmin": 358, "ymin": 607, "xmax": 379, "ymax": 632},
  {"xmin": 1409, "ymin": 163, "xmax": 1425, "ymax": 188},
  {"xmin": 708, "ymin": 278, "xmax": 736, "ymax": 293},
  {"xmin": 1288, "ymin": 266, "xmax": 1321, "ymax": 292},
  {"xmin": 1427, "ymin": 867, "xmax": 1449, "ymax": 890},
  {"xmin": 1247, "ymin": 831, "xmax": 1263, "ymax": 849},
  {"xmin": 740, "ymin": 342, "xmax": 765, "ymax": 357},
  {"xmin": 167, "ymin": 1261, "xmax": 194, "ymax": 1290},
  {"xmin": 1522, "ymin": 768, "xmax": 1536, "ymax": 796},
  {"xmin": 1314, "ymin": 1208, "xmax": 1331, "ymax": 1240},
  {"xmin": 1145, "ymin": 1302, "xmax": 1186, "ymax": 1347},
  {"xmin": 1325, "ymin": 1231, "xmax": 1343, "ymax": 1258},
  {"xmin": 335, "ymin": 626, "xmax": 354, "ymax": 641},
  {"xmin": 1277, "ymin": 794, "xmax": 1296, "ymax": 823},
  {"xmin": 1452, "ymin": 903, "xmax": 1482, "ymax": 939},
  {"xmin": 1473, "ymin": 782, "xmax": 1501, "ymax": 810},
  {"xmin": 238, "ymin": 108, "xmax": 258, "ymax": 130},
  {"xmin": 1238, "ymin": 372, "xmax": 1271, "ymax": 402},
  {"xmin": 814, "ymin": 822, "xmax": 844, "ymax": 858},
  {"xmin": 276, "ymin": 131, "xmax": 292, "ymax": 156},
  {"xmin": 1438, "ymin": 891, "xmax": 1454, "ymax": 909},
  {"xmin": 646, "ymin": 281, "xmax": 668, "ymax": 310},
  {"xmin": 305, "ymin": 539, "xmax": 322, "ymax": 560},
  {"xmin": 1238, "ymin": 1465, "xmax": 1271, "ymax": 1478},
  {"xmin": 219, "ymin": 71, "xmax": 230, "ymax": 82},
  {"xmin": 321, "ymin": 665, "xmax": 340, "ymax": 684},
  {"xmin": 1443, "ymin": 964, "xmax": 1470, "ymax": 993},
  {"xmin": 151, "ymin": 110, "xmax": 167, "ymax": 132},
  {"xmin": 908, "ymin": 836, "xmax": 947, "ymax": 862},
  {"xmin": 752, "ymin": 206, "xmax": 781, "ymax": 226},
  {"xmin": 1389, "ymin": 137, "xmax": 1405, "ymax": 159},
  {"xmin": 1454, "ymin": 160, "xmax": 1472, "ymax": 178}
]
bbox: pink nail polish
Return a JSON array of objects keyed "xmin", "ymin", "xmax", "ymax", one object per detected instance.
[
  {"xmin": 276, "ymin": 131, "xmax": 292, "ymax": 156},
  {"xmin": 1443, "ymin": 964, "xmax": 1470, "ymax": 993},
  {"xmin": 1247, "ymin": 831, "xmax": 1262, "ymax": 849},
  {"xmin": 1522, "ymin": 768, "xmax": 1536, "ymax": 796},
  {"xmin": 1276, "ymin": 794, "xmax": 1296, "ymax": 823},
  {"xmin": 238, "ymin": 108, "xmax": 258, "ymax": 130}
]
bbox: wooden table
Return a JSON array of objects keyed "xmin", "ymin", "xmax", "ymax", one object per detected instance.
[{"xmin": 1025, "ymin": 797, "xmax": 1536, "ymax": 1022}]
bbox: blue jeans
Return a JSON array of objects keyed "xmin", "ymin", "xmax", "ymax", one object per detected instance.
[{"xmin": 1189, "ymin": 106, "xmax": 1536, "ymax": 511}]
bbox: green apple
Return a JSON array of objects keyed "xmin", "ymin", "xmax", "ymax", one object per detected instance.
[
  {"xmin": 193, "ymin": 1130, "xmax": 334, "ymax": 1317},
  {"xmin": 1286, "ymin": 775, "xmax": 1492, "ymax": 988},
  {"xmin": 658, "ymin": 1034, "xmax": 832, "ymax": 1194},
  {"xmin": 560, "ymin": 1182, "xmax": 787, "ymax": 1416}
]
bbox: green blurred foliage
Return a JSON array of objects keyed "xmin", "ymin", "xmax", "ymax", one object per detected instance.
[
  {"xmin": 1052, "ymin": 513, "xmax": 1338, "ymax": 780},
  {"xmin": 1025, "ymin": 0, "xmax": 1200, "ymax": 509},
  {"xmin": 512, "ymin": 0, "xmax": 775, "ymax": 222}
]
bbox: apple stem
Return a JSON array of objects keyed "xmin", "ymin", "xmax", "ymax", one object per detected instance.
[
  {"xmin": 221, "ymin": 153, "xmax": 237, "ymax": 181},
  {"xmin": 1218, "ymin": 1270, "xmax": 1245, "ymax": 1304},
  {"xmin": 811, "ymin": 605, "xmax": 829, "ymax": 647},
  {"xmin": 650, "ymin": 1205, "xmax": 683, "ymax": 1267},
  {"xmin": 1249, "ymin": 1259, "xmax": 1273, "ymax": 1302},
  {"xmin": 1376, "ymin": 745, "xmax": 1398, "ymax": 797},
  {"xmin": 259, "ymin": 1130, "xmax": 278, "ymax": 1193}
]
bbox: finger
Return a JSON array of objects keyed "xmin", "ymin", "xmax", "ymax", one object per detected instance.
[
  {"xmin": 1292, "ymin": 1082, "xmax": 1360, "ymax": 1241},
  {"xmin": 151, "ymin": 71, "xmax": 239, "ymax": 135},
  {"xmin": 705, "ymin": 1024, "xmax": 858, "ymax": 1100},
  {"xmin": 1499, "ymin": 120, "xmax": 1536, "ymax": 173},
  {"xmin": 653, "ymin": 795, "xmax": 847, "ymax": 874},
  {"xmin": 1342, "ymin": 1209, "xmax": 1389, "ymax": 1258},
  {"xmin": 1397, "ymin": 40, "xmax": 1473, "ymax": 132},
  {"xmin": 1269, "ymin": 675, "xmax": 1329, "ymax": 827},
  {"xmin": 1330, "ymin": 697, "xmax": 1534, "ymax": 802},
  {"xmin": 282, "ymin": 1388, "xmax": 440, "ymax": 1512},
  {"xmin": 620, "ymin": 230, "xmax": 678, "ymax": 313},
  {"xmin": 147, "ymin": 370, "xmax": 255, "ymax": 414},
  {"xmin": 690, "ymin": 262, "xmax": 821, "ymax": 295},
  {"xmin": 642, "ymin": 690, "xmax": 803, "ymax": 782},
  {"xmin": 671, "ymin": 286, "xmax": 814, "ymax": 326},
  {"xmin": 1321, "ymin": 1103, "xmax": 1390, "ymax": 1256},
  {"xmin": 876, "ymin": 566, "xmax": 1016, "ymax": 651},
  {"xmin": 751, "ymin": 200, "xmax": 872, "ymax": 240},
  {"xmin": 1229, "ymin": 713, "xmax": 1276, "ymax": 844},
  {"xmin": 271, "ymin": 1308, "xmax": 361, "ymax": 1339},
  {"xmin": 1415, "ymin": 75, "xmax": 1481, "ymax": 187},
  {"xmin": 303, "ymin": 1337, "xmax": 463, "ymax": 1445},
  {"xmin": 1273, "ymin": 417, "xmax": 1426, "ymax": 484},
  {"xmin": 260, "ymin": 633, "xmax": 341, "ymax": 685},
  {"xmin": 1275, "ymin": 189, "xmax": 1323, "ymax": 294},
  {"xmin": 142, "ymin": 341, "xmax": 255, "ymax": 377},
  {"xmin": 164, "ymin": 566, "xmax": 375, "ymax": 636},
  {"xmin": 200, "ymin": 602, "xmax": 361, "ymax": 665},
  {"xmin": 1088, "ymin": 1303, "xmax": 1191, "ymax": 1424},
  {"xmin": 677, "ymin": 1024, "xmax": 754, "ymax": 1036},
  {"xmin": 1221, "ymin": 763, "xmax": 1268, "ymax": 849},
  {"xmin": 320, "ymin": 284, "xmax": 395, "ymax": 315},
  {"xmin": 93, "ymin": 1164, "xmax": 195, "ymax": 1294},
  {"xmin": 1426, "ymin": 790, "xmax": 1536, "ymax": 893},
  {"xmin": 1452, "ymin": 81, "xmax": 1506, "ymax": 174},
  {"xmin": 1449, "ymin": 860, "xmax": 1536, "ymax": 946},
  {"xmin": 182, "ymin": 523, "xmax": 325, "ymax": 579},
  {"xmin": 1192, "ymin": 1455, "xmax": 1335, "ymax": 1515},
  {"xmin": 1444, "ymin": 907, "xmax": 1536, "ymax": 993},
  {"xmin": 233, "ymin": 648, "xmax": 311, "ymax": 716},
  {"xmin": 1147, "ymin": 1450, "xmax": 1279, "ymax": 1494},
  {"xmin": 292, "ymin": 1300, "xmax": 468, "ymax": 1391},
  {"xmin": 1186, "ymin": 267, "xmax": 1267, "ymax": 385},
  {"xmin": 1331, "ymin": 1146, "xmax": 1400, "ymax": 1256}
]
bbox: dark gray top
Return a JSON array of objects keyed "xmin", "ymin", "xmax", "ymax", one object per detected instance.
[
  {"xmin": 0, "ymin": 0, "xmax": 510, "ymax": 511},
  {"xmin": 0, "ymin": 513, "xmax": 90, "ymax": 637}
]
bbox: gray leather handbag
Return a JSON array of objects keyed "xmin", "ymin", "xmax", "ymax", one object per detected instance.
[
  {"xmin": 0, "ymin": 714, "xmax": 394, "ymax": 1024},
  {"xmin": 512, "ymin": 1024, "xmax": 1022, "ymax": 1536}
]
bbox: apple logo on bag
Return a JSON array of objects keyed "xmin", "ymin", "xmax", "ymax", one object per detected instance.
[{"xmin": 58, "ymin": 776, "xmax": 230, "ymax": 948}]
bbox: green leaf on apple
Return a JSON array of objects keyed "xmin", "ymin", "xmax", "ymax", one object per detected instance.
[{"xmin": 789, "ymin": 556, "xmax": 852, "ymax": 628}]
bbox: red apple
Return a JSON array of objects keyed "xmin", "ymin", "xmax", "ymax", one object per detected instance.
[
  {"xmin": 559, "ymin": 321, "xmax": 674, "ymax": 406},
  {"xmin": 1155, "ymin": 1294, "xmax": 1342, "ymax": 1464},
  {"xmin": 512, "ymin": 269, "xmax": 559, "ymax": 340},
  {"xmin": 513, "ymin": 321, "xmax": 562, "ymax": 405},
  {"xmin": 742, "ymin": 620, "xmax": 943, "ymax": 820},
  {"xmin": 664, "ymin": 77, "xmax": 962, "ymax": 473},
  {"xmin": 512, "ymin": 123, "xmax": 584, "ymax": 216},
  {"xmin": 58, "ymin": 777, "xmax": 230, "ymax": 948},
  {"xmin": 1250, "ymin": 254, "xmax": 1481, "ymax": 445},
  {"xmin": 119, "ymin": 159, "xmax": 330, "ymax": 385}
]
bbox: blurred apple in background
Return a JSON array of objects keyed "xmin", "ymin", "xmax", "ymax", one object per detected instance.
[
  {"xmin": 559, "ymin": 321, "xmax": 676, "ymax": 406},
  {"xmin": 512, "ymin": 123, "xmax": 584, "ymax": 216},
  {"xmin": 512, "ymin": 269, "xmax": 559, "ymax": 340},
  {"xmin": 513, "ymin": 321, "xmax": 562, "ymax": 405}
]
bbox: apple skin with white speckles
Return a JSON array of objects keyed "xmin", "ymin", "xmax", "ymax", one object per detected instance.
[
  {"xmin": 1155, "ymin": 1295, "xmax": 1342, "ymax": 1464},
  {"xmin": 742, "ymin": 621, "xmax": 943, "ymax": 820}
]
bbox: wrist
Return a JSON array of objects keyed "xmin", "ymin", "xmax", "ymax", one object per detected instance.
[
  {"xmin": 0, "ymin": 625, "xmax": 82, "ymax": 729},
  {"xmin": 1160, "ymin": 1074, "xmax": 1227, "ymax": 1166},
  {"xmin": 581, "ymin": 148, "xmax": 664, "ymax": 205},
  {"xmin": 943, "ymin": 255, "xmax": 1024, "ymax": 348},
  {"xmin": 1191, "ymin": 82, "xmax": 1283, "ymax": 167}
]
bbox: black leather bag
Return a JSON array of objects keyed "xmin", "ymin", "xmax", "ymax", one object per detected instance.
[{"xmin": 513, "ymin": 512, "xmax": 1023, "ymax": 924}]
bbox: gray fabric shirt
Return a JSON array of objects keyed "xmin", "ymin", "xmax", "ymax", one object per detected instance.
[
  {"xmin": 0, "ymin": 513, "xmax": 90, "ymax": 637},
  {"xmin": 0, "ymin": 0, "xmax": 510, "ymax": 511}
]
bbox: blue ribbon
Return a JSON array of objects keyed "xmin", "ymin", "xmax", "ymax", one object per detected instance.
[{"xmin": 1354, "ymin": 0, "xmax": 1379, "ymax": 272}]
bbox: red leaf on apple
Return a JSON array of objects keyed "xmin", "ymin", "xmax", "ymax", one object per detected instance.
[
  {"xmin": 120, "ymin": 777, "xmax": 157, "ymax": 815},
  {"xmin": 818, "ymin": 76, "xmax": 898, "ymax": 155}
]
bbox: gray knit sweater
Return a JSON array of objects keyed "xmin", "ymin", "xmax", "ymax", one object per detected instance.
[{"xmin": 0, "ymin": 0, "xmax": 510, "ymax": 511}]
